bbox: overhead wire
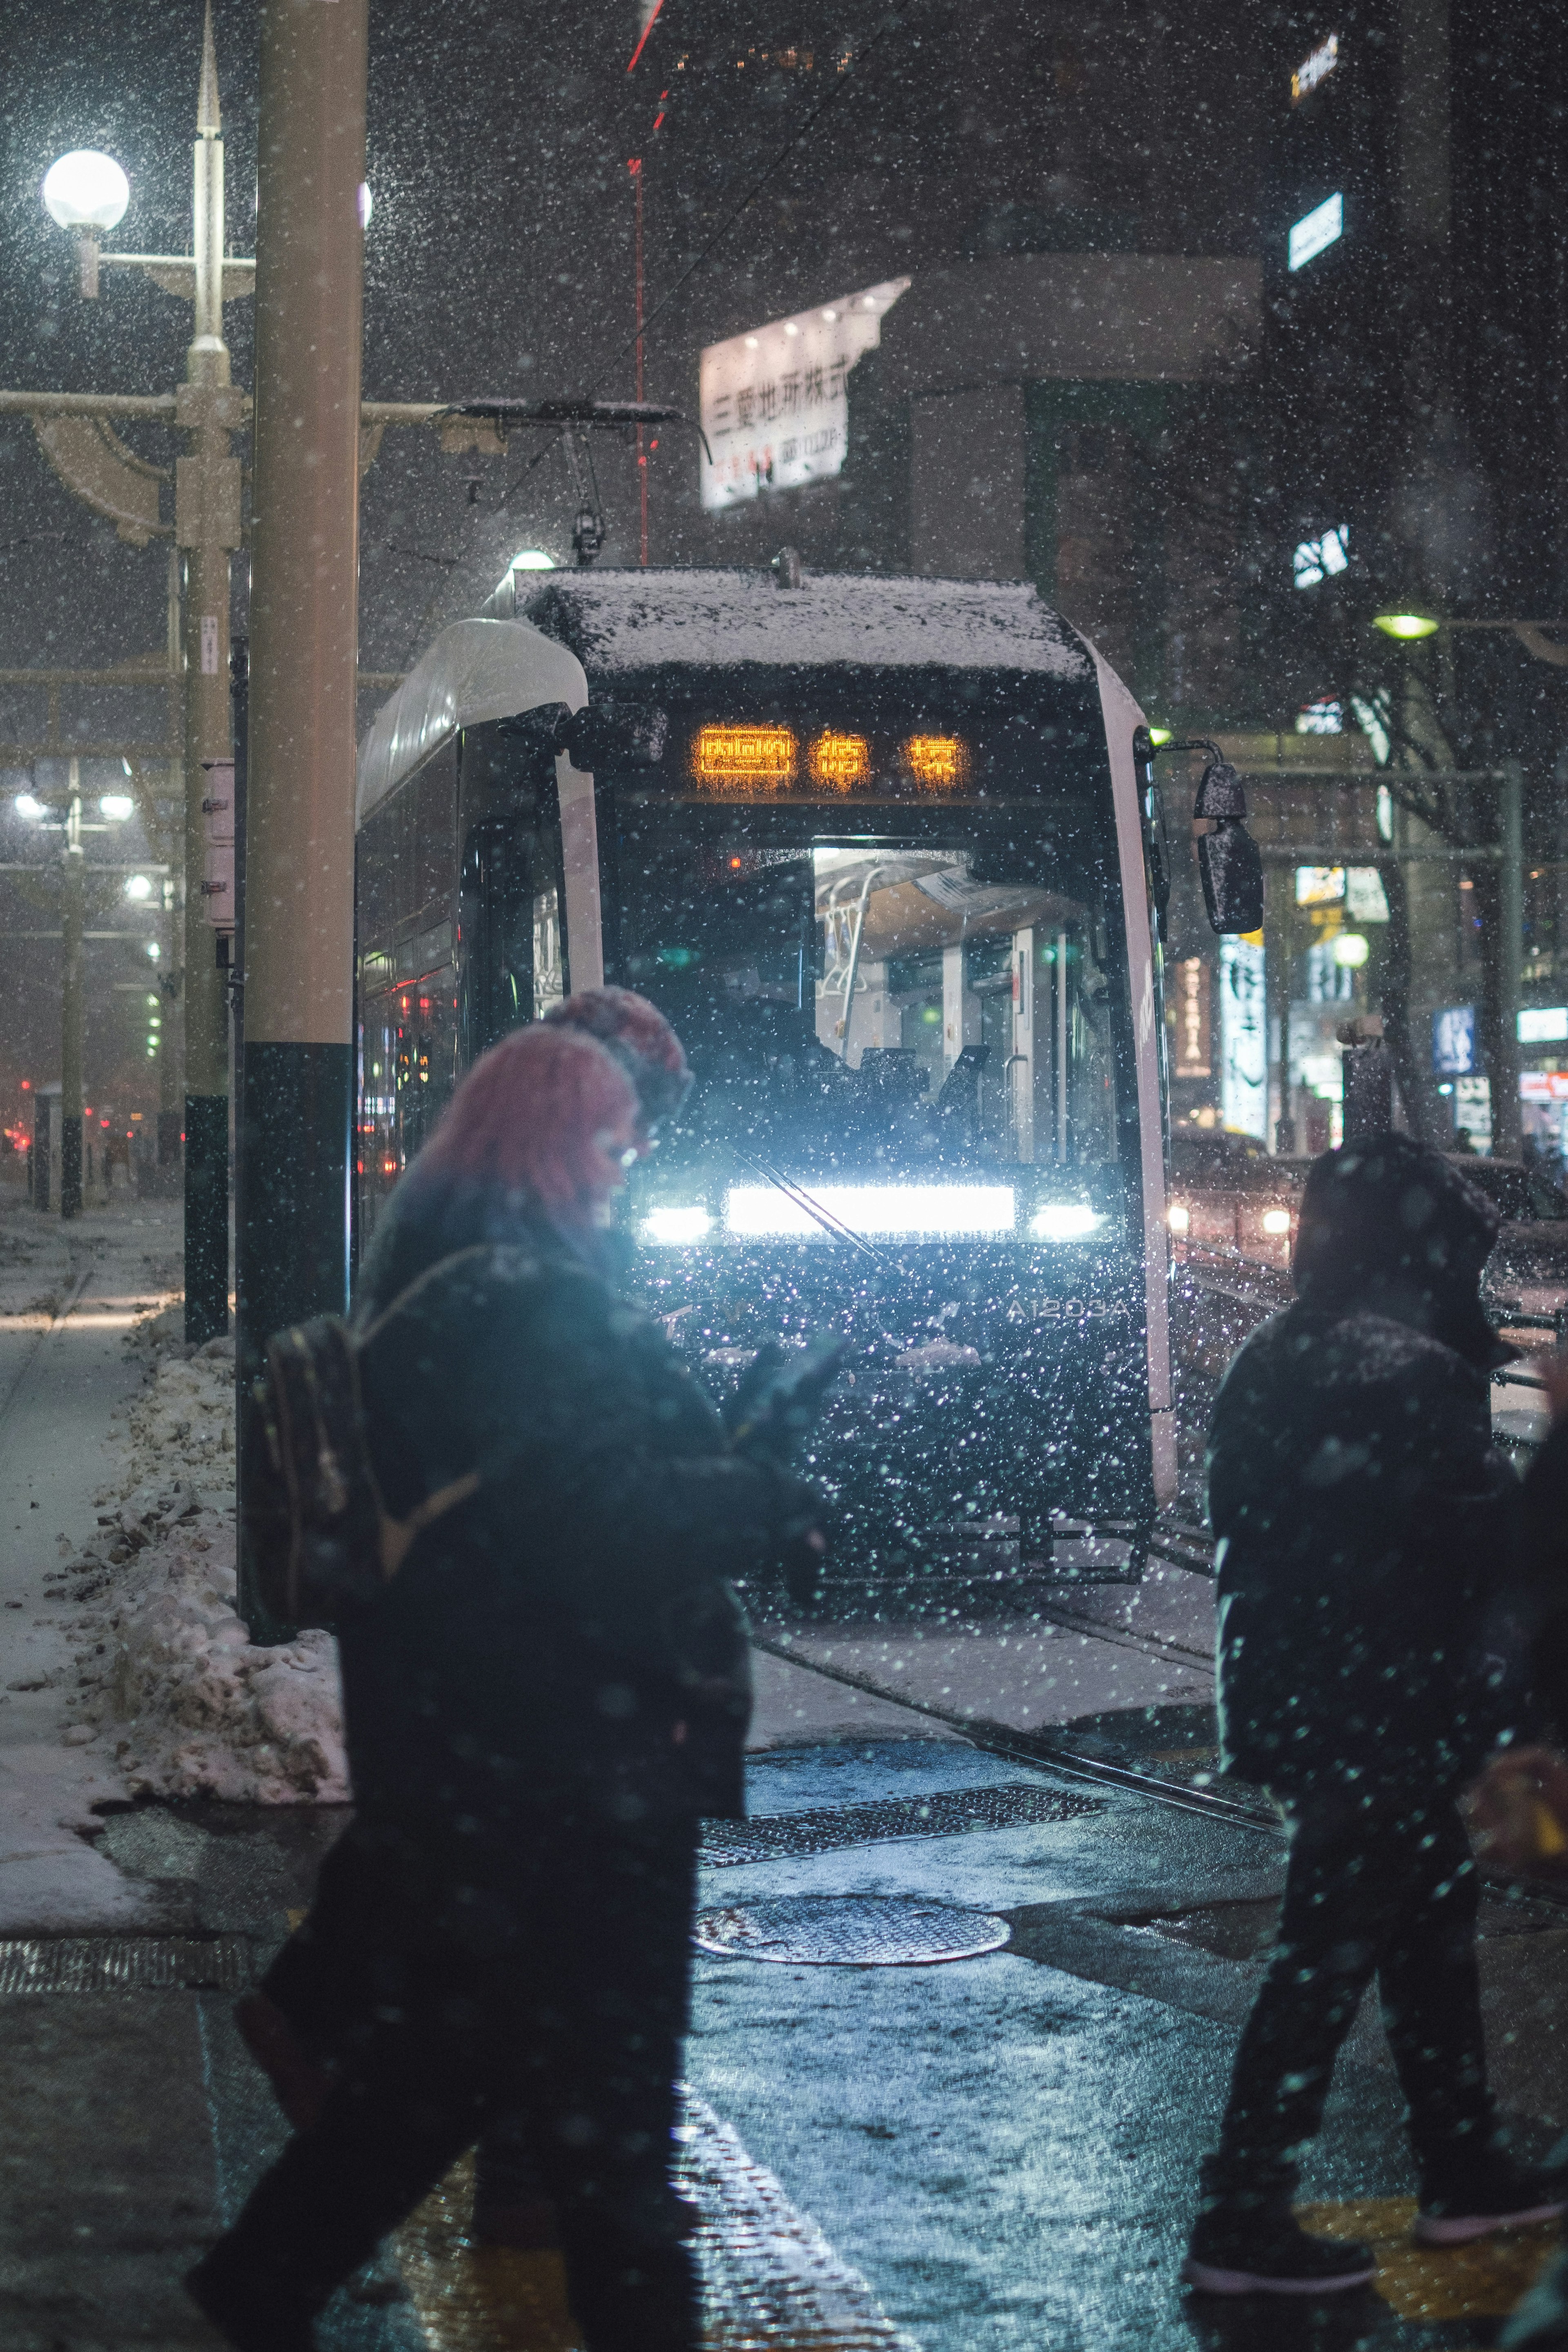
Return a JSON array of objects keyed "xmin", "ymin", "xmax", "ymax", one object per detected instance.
[{"xmin": 588, "ymin": 4, "xmax": 906, "ymax": 381}]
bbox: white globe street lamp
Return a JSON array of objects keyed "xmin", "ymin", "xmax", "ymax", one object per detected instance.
[
  {"xmin": 42, "ymin": 151, "xmax": 129, "ymax": 296},
  {"xmin": 42, "ymin": 149, "xmax": 129, "ymax": 231}
]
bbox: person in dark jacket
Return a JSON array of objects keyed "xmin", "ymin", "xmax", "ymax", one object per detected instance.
[
  {"xmin": 236, "ymin": 989, "xmax": 700, "ymax": 2252},
  {"xmin": 190, "ymin": 1021, "xmax": 822, "ymax": 2352},
  {"xmin": 1186, "ymin": 1133, "xmax": 1568, "ymax": 2299}
]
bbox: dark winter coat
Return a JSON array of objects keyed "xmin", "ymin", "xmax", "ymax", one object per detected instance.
[
  {"xmin": 1208, "ymin": 1133, "xmax": 1568, "ymax": 1795},
  {"xmin": 336, "ymin": 1189, "xmax": 797, "ymax": 1845},
  {"xmin": 1209, "ymin": 1303, "xmax": 1530, "ymax": 1791}
]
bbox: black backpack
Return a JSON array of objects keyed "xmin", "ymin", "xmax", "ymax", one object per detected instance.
[{"xmin": 243, "ymin": 1248, "xmax": 491, "ymax": 1630}]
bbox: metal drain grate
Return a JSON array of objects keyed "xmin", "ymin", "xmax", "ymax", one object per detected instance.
[
  {"xmin": 700, "ymin": 1780, "xmax": 1101, "ymax": 1867},
  {"xmin": 0, "ymin": 1936, "xmax": 251, "ymax": 1994},
  {"xmin": 695, "ymin": 1894, "xmax": 1011, "ymax": 1967}
]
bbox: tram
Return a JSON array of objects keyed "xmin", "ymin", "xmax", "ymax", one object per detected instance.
[{"xmin": 355, "ymin": 562, "xmax": 1178, "ymax": 1611}]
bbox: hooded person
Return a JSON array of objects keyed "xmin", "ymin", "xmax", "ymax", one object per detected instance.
[
  {"xmin": 192, "ymin": 1020, "xmax": 823, "ymax": 2352},
  {"xmin": 543, "ymin": 984, "xmax": 693, "ymax": 1142},
  {"xmin": 1185, "ymin": 1132, "xmax": 1568, "ymax": 2299},
  {"xmin": 236, "ymin": 991, "xmax": 699, "ymax": 2248}
]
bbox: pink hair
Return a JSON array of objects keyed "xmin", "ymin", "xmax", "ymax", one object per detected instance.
[{"xmin": 416, "ymin": 1023, "xmax": 637, "ymax": 1224}]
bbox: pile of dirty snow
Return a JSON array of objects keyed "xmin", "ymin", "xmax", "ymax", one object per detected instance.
[{"xmin": 57, "ymin": 1314, "xmax": 347, "ymax": 1804}]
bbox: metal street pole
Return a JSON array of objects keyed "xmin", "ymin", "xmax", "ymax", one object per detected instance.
[
  {"xmin": 239, "ymin": 0, "xmax": 367, "ymax": 1605},
  {"xmin": 1497, "ymin": 759, "xmax": 1524, "ymax": 1160},
  {"xmin": 180, "ymin": 9, "xmax": 243, "ymax": 1339},
  {"xmin": 60, "ymin": 766, "xmax": 85, "ymax": 1219}
]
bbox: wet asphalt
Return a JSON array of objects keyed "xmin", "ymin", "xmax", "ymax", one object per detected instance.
[{"xmin": 7, "ymin": 1721, "xmax": 1567, "ymax": 2347}]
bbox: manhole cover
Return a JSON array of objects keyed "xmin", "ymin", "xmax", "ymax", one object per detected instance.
[{"xmin": 695, "ymin": 1894, "xmax": 1011, "ymax": 1966}]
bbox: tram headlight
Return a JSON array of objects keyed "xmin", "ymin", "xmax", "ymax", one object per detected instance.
[
  {"xmin": 642, "ymin": 1204, "xmax": 712, "ymax": 1246},
  {"xmin": 1029, "ymin": 1204, "xmax": 1103, "ymax": 1241},
  {"xmin": 724, "ymin": 1184, "xmax": 1015, "ymax": 1240}
]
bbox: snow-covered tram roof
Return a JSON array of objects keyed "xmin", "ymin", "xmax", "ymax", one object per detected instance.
[
  {"xmin": 357, "ymin": 570, "xmax": 1095, "ymax": 826},
  {"xmin": 517, "ymin": 569, "xmax": 1095, "ymax": 684}
]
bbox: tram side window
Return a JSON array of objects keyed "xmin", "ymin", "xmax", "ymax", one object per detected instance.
[{"xmin": 459, "ymin": 817, "xmax": 540, "ymax": 1059}]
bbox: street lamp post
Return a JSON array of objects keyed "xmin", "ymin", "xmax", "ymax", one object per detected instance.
[
  {"xmin": 34, "ymin": 7, "xmax": 245, "ymax": 1333},
  {"xmin": 60, "ymin": 782, "xmax": 85, "ymax": 1217},
  {"xmin": 11, "ymin": 768, "xmax": 139, "ymax": 1217}
]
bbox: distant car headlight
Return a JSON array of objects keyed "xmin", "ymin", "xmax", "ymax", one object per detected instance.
[
  {"xmin": 1029, "ymin": 1204, "xmax": 1102, "ymax": 1241},
  {"xmin": 642, "ymin": 1205, "xmax": 711, "ymax": 1245},
  {"xmin": 1167, "ymin": 1203, "xmax": 1191, "ymax": 1234},
  {"xmin": 1261, "ymin": 1208, "xmax": 1292, "ymax": 1235}
]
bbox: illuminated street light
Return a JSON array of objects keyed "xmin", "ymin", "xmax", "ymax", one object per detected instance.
[
  {"xmin": 42, "ymin": 151, "xmax": 130, "ymax": 296},
  {"xmin": 41, "ymin": 150, "xmax": 129, "ymax": 230},
  {"xmin": 1374, "ymin": 614, "xmax": 1441, "ymax": 639},
  {"xmin": 1332, "ymin": 932, "xmax": 1370, "ymax": 968},
  {"xmin": 13, "ymin": 793, "xmax": 42, "ymax": 819},
  {"xmin": 99, "ymin": 793, "xmax": 134, "ymax": 819},
  {"xmin": 124, "ymin": 873, "xmax": 154, "ymax": 901},
  {"xmin": 511, "ymin": 549, "xmax": 555, "ymax": 570}
]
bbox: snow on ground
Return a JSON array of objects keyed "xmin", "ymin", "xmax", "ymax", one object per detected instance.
[{"xmin": 60, "ymin": 1309, "xmax": 348, "ymax": 1805}]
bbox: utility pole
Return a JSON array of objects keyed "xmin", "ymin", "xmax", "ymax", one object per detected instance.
[
  {"xmin": 60, "ymin": 769, "xmax": 85, "ymax": 1219},
  {"xmin": 180, "ymin": 11, "xmax": 244, "ymax": 1336},
  {"xmin": 240, "ymin": 0, "xmax": 367, "ymax": 1352}
]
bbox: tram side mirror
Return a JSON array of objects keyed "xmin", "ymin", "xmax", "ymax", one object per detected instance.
[
  {"xmin": 558, "ymin": 702, "xmax": 670, "ymax": 771},
  {"xmin": 1194, "ymin": 753, "xmax": 1265, "ymax": 936}
]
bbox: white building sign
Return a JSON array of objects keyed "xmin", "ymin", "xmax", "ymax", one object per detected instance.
[
  {"xmin": 699, "ymin": 278, "xmax": 909, "ymax": 510},
  {"xmin": 1219, "ymin": 937, "xmax": 1268, "ymax": 1140},
  {"xmin": 1289, "ymin": 191, "xmax": 1344, "ymax": 272}
]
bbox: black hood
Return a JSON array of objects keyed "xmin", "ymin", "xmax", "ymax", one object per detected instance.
[{"xmin": 1292, "ymin": 1134, "xmax": 1506, "ymax": 1368}]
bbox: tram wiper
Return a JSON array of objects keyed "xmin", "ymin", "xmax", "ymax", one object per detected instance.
[{"xmin": 744, "ymin": 1157, "xmax": 882, "ymax": 1261}]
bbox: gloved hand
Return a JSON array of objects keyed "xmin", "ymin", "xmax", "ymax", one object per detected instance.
[{"xmin": 724, "ymin": 1340, "xmax": 846, "ymax": 1468}]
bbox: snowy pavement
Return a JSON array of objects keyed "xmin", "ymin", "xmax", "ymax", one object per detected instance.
[{"xmin": 0, "ymin": 1191, "xmax": 183, "ymax": 1930}]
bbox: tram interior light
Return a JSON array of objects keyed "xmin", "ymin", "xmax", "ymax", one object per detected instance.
[
  {"xmin": 641, "ymin": 1205, "xmax": 712, "ymax": 1246},
  {"xmin": 725, "ymin": 1183, "xmax": 1016, "ymax": 1240}
]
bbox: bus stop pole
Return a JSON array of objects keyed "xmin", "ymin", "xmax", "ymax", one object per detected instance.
[
  {"xmin": 238, "ymin": 0, "xmax": 367, "ymax": 1635},
  {"xmin": 1497, "ymin": 760, "xmax": 1524, "ymax": 1160},
  {"xmin": 60, "ymin": 774, "xmax": 85, "ymax": 1220}
]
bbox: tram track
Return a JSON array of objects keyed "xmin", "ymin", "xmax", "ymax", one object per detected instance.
[{"xmin": 753, "ymin": 1631, "xmax": 1568, "ymax": 1919}]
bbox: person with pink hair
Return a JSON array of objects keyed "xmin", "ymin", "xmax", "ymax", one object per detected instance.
[{"xmin": 191, "ymin": 1018, "xmax": 821, "ymax": 2352}]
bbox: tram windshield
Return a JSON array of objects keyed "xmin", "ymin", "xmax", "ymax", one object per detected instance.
[{"xmin": 601, "ymin": 684, "xmax": 1134, "ymax": 1231}]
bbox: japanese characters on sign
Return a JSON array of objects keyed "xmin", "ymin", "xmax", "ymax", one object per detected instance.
[
  {"xmin": 1172, "ymin": 956, "xmax": 1212, "ymax": 1080},
  {"xmin": 699, "ymin": 278, "xmax": 910, "ymax": 510}
]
